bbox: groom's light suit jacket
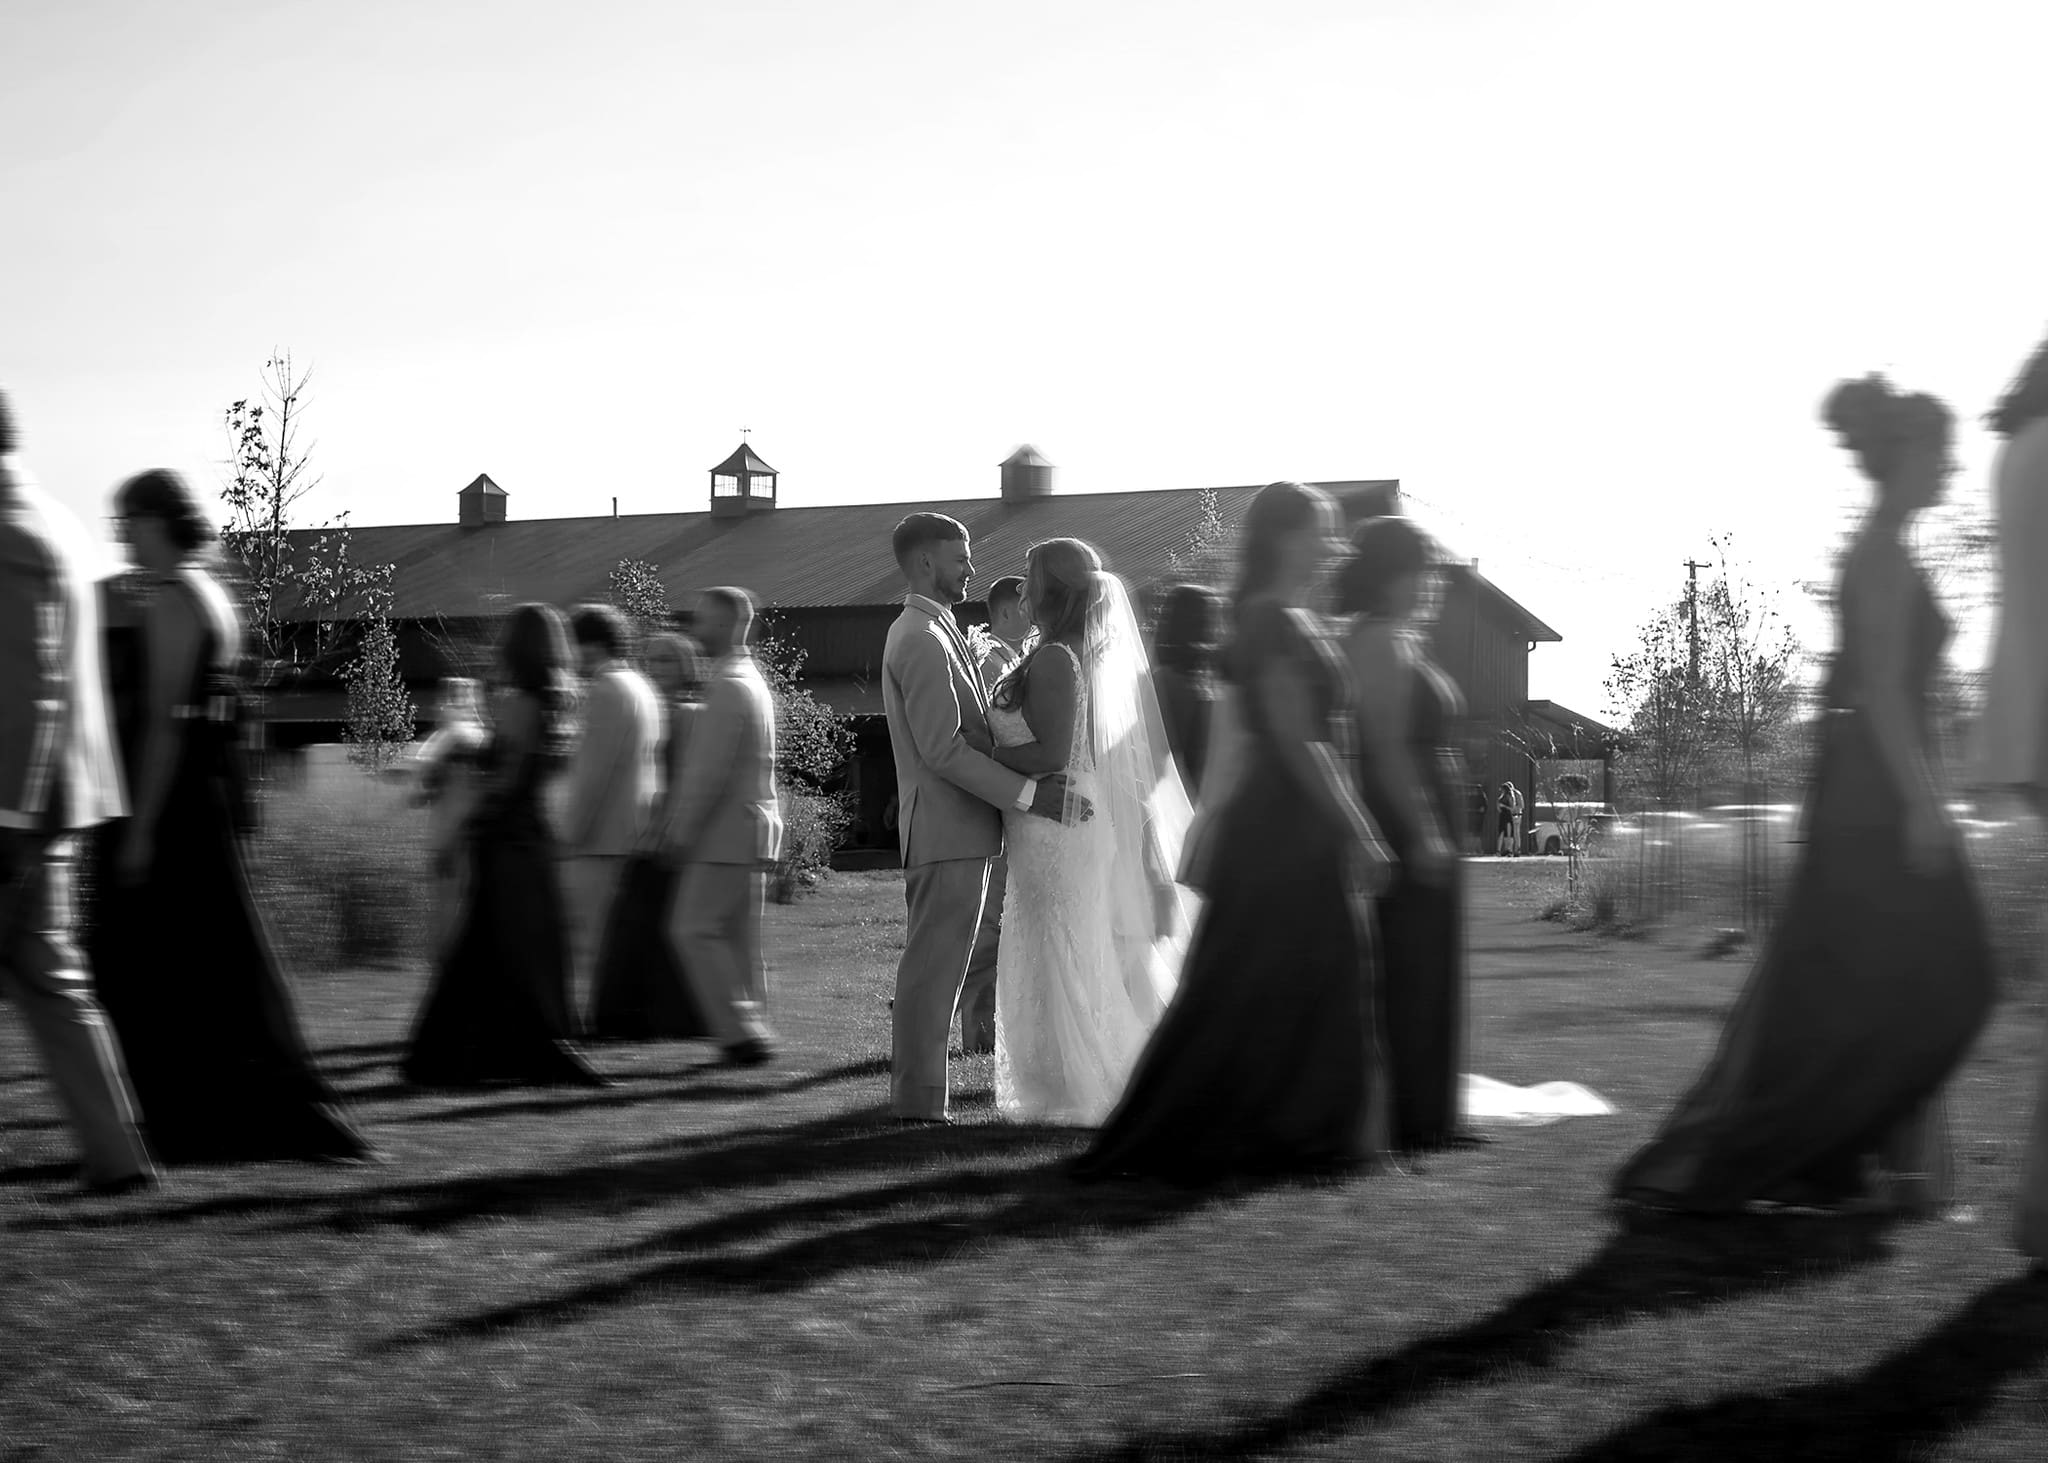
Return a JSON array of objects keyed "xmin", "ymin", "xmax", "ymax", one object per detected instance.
[
  {"xmin": 0, "ymin": 464, "xmax": 125, "ymax": 835},
  {"xmin": 882, "ymin": 595, "xmax": 1027, "ymax": 867}
]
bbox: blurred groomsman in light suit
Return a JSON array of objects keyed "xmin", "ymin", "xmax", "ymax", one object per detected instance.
[
  {"xmin": 658, "ymin": 586, "xmax": 782, "ymax": 1067},
  {"xmin": 562, "ymin": 604, "xmax": 661, "ymax": 1023},
  {"xmin": 958, "ymin": 575, "xmax": 1031, "ymax": 1055},
  {"xmin": 0, "ymin": 389, "xmax": 157, "ymax": 1195}
]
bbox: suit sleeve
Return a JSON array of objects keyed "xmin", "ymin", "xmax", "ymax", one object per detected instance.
[
  {"xmin": 0, "ymin": 530, "xmax": 68, "ymax": 831},
  {"xmin": 562, "ymin": 677, "xmax": 624, "ymax": 850},
  {"xmin": 665, "ymin": 678, "xmax": 742, "ymax": 853},
  {"xmin": 897, "ymin": 629, "xmax": 1029, "ymax": 810}
]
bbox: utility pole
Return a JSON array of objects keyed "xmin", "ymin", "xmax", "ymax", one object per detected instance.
[{"xmin": 1683, "ymin": 558, "xmax": 1707, "ymax": 690}]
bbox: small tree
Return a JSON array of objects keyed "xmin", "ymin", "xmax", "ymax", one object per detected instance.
[
  {"xmin": 221, "ymin": 354, "xmax": 322, "ymax": 668},
  {"xmin": 1605, "ymin": 600, "xmax": 1713, "ymax": 808},
  {"xmin": 754, "ymin": 616, "xmax": 856, "ymax": 900},
  {"xmin": 1552, "ymin": 770, "xmax": 1594, "ymax": 904},
  {"xmin": 1699, "ymin": 536, "xmax": 1804, "ymax": 796},
  {"xmin": 341, "ymin": 568, "xmax": 415, "ymax": 772},
  {"xmin": 607, "ymin": 557, "xmax": 672, "ymax": 654}
]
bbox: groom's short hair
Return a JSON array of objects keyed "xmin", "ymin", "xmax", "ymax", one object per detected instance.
[
  {"xmin": 986, "ymin": 576, "xmax": 1024, "ymax": 614},
  {"xmin": 893, "ymin": 512, "xmax": 968, "ymax": 569}
]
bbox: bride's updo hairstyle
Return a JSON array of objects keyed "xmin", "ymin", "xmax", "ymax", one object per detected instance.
[
  {"xmin": 1821, "ymin": 374, "xmax": 1952, "ymax": 492},
  {"xmin": 991, "ymin": 537, "xmax": 1103, "ymax": 713}
]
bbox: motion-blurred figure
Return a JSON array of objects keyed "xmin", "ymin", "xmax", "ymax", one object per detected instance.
[
  {"xmin": 404, "ymin": 603, "xmax": 604, "ymax": 1088},
  {"xmin": 1078, "ymin": 482, "xmax": 1395, "ymax": 1183},
  {"xmin": 1614, "ymin": 375, "xmax": 1995, "ymax": 1216},
  {"xmin": 1972, "ymin": 332, "xmax": 2048, "ymax": 1263},
  {"xmin": 93, "ymin": 467, "xmax": 375, "ymax": 1161},
  {"xmin": 657, "ymin": 588, "xmax": 781, "ymax": 1067},
  {"xmin": 0, "ymin": 390, "xmax": 157, "ymax": 1194},
  {"xmin": 562, "ymin": 604, "xmax": 660, "ymax": 1025},
  {"xmin": 1341, "ymin": 517, "xmax": 1475, "ymax": 1152}
]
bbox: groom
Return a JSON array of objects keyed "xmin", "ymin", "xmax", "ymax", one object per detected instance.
[
  {"xmin": 0, "ymin": 390, "xmax": 157, "ymax": 1194},
  {"xmin": 883, "ymin": 514, "xmax": 1085, "ymax": 1123}
]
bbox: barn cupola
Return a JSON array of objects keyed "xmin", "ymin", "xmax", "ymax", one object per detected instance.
[
  {"xmin": 458, "ymin": 472, "xmax": 508, "ymax": 528},
  {"xmin": 999, "ymin": 444, "xmax": 1053, "ymax": 502},
  {"xmin": 710, "ymin": 442, "xmax": 778, "ymax": 518}
]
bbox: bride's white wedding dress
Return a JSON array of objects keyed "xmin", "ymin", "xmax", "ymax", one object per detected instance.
[{"xmin": 992, "ymin": 639, "xmax": 1190, "ymax": 1124}]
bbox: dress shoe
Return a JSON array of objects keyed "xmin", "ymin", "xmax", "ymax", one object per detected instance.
[
  {"xmin": 722, "ymin": 1039, "xmax": 775, "ymax": 1069},
  {"xmin": 895, "ymin": 1113, "xmax": 953, "ymax": 1127}
]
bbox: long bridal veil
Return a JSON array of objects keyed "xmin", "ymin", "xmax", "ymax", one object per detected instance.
[{"xmin": 1072, "ymin": 570, "xmax": 1197, "ymax": 1023}]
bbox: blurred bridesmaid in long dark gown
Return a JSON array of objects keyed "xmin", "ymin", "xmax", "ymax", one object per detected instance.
[
  {"xmin": 1076, "ymin": 481, "xmax": 1395, "ymax": 1184},
  {"xmin": 404, "ymin": 604, "xmax": 605, "ymax": 1088},
  {"xmin": 90, "ymin": 469, "xmax": 373, "ymax": 1165},
  {"xmin": 1972, "ymin": 331, "xmax": 2048, "ymax": 1263},
  {"xmin": 1614, "ymin": 376, "xmax": 1995, "ymax": 1216},
  {"xmin": 1150, "ymin": 584, "xmax": 1222, "ymax": 793},
  {"xmin": 590, "ymin": 631, "xmax": 711, "ymax": 1041},
  {"xmin": 1340, "ymin": 516, "xmax": 1475, "ymax": 1152}
]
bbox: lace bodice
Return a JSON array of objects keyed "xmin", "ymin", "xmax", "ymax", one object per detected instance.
[{"xmin": 989, "ymin": 643, "xmax": 1093, "ymax": 781}]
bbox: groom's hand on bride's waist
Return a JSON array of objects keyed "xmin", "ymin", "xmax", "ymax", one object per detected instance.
[{"xmin": 1027, "ymin": 774, "xmax": 1093, "ymax": 823}]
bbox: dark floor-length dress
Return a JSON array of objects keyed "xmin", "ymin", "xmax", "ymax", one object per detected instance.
[
  {"xmin": 1358, "ymin": 646, "xmax": 1468, "ymax": 1150},
  {"xmin": 89, "ymin": 572, "xmax": 372, "ymax": 1165},
  {"xmin": 1613, "ymin": 566, "xmax": 1996, "ymax": 1213},
  {"xmin": 403, "ymin": 693, "xmax": 605, "ymax": 1088},
  {"xmin": 587, "ymin": 702, "xmax": 711, "ymax": 1042},
  {"xmin": 1075, "ymin": 600, "xmax": 1384, "ymax": 1183}
]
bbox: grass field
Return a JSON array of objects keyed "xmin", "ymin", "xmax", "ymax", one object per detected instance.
[{"xmin": 5, "ymin": 858, "xmax": 2048, "ymax": 1461}]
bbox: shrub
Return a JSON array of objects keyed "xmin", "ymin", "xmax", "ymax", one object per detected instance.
[
  {"xmin": 246, "ymin": 749, "xmax": 430, "ymax": 973},
  {"xmin": 774, "ymin": 788, "xmax": 853, "ymax": 904}
]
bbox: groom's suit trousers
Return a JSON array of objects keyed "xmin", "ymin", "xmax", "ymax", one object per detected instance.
[
  {"xmin": 957, "ymin": 854, "xmax": 1005, "ymax": 1054},
  {"xmin": 0, "ymin": 835, "xmax": 154, "ymax": 1185},
  {"xmin": 892, "ymin": 857, "xmax": 992, "ymax": 1120}
]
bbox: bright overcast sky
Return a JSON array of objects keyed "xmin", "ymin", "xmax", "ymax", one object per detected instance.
[{"xmin": 7, "ymin": 0, "xmax": 2045, "ymax": 717}]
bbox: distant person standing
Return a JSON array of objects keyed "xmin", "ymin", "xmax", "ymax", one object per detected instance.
[
  {"xmin": 978, "ymin": 575, "xmax": 1031, "ymax": 694},
  {"xmin": 1495, "ymin": 781, "xmax": 1523, "ymax": 857},
  {"xmin": 658, "ymin": 588, "xmax": 782, "ymax": 1067},
  {"xmin": 958, "ymin": 574, "xmax": 1032, "ymax": 1056},
  {"xmin": 561, "ymin": 605, "xmax": 661, "ymax": 1024},
  {"xmin": 0, "ymin": 393, "xmax": 157, "ymax": 1194}
]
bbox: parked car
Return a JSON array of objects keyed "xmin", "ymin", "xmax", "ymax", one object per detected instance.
[{"xmin": 1527, "ymin": 801, "xmax": 1618, "ymax": 856}]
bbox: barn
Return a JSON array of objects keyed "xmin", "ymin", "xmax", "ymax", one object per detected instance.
[{"xmin": 268, "ymin": 445, "xmax": 1592, "ymax": 854}]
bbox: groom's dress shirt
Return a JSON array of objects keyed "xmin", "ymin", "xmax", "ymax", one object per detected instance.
[{"xmin": 904, "ymin": 594, "xmax": 1034, "ymax": 815}]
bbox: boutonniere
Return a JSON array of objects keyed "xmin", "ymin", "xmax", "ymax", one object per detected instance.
[{"xmin": 963, "ymin": 624, "xmax": 998, "ymax": 660}]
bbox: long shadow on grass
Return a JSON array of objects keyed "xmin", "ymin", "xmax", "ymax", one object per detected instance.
[
  {"xmin": 378, "ymin": 1153, "xmax": 1330, "ymax": 1349},
  {"xmin": 378, "ymin": 1057, "xmax": 895, "ymax": 1126},
  {"xmin": 1065, "ymin": 1210, "xmax": 1901, "ymax": 1462},
  {"xmin": 10, "ymin": 1101, "xmax": 1030, "ymax": 1238},
  {"xmin": 1558, "ymin": 1274, "xmax": 2048, "ymax": 1461}
]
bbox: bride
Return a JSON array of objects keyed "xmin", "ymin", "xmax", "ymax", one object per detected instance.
[{"xmin": 984, "ymin": 538, "xmax": 1196, "ymax": 1124}]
